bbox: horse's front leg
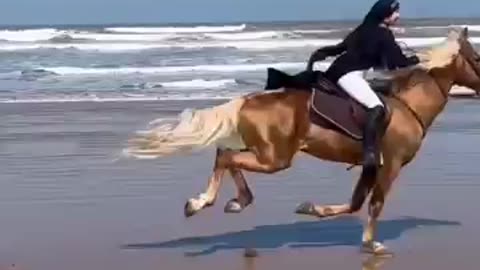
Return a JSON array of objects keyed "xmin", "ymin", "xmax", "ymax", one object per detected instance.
[
  {"xmin": 295, "ymin": 124, "xmax": 369, "ymax": 218},
  {"xmin": 361, "ymin": 159, "xmax": 402, "ymax": 255},
  {"xmin": 295, "ymin": 166, "xmax": 377, "ymax": 218}
]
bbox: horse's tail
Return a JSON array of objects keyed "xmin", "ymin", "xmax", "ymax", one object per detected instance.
[
  {"xmin": 123, "ymin": 97, "xmax": 246, "ymax": 159},
  {"xmin": 265, "ymin": 68, "xmax": 293, "ymax": 90},
  {"xmin": 264, "ymin": 67, "xmax": 316, "ymax": 90}
]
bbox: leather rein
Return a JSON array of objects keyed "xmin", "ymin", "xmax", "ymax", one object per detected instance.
[
  {"xmin": 392, "ymin": 40, "xmax": 480, "ymax": 139},
  {"xmin": 389, "ymin": 43, "xmax": 450, "ymax": 139}
]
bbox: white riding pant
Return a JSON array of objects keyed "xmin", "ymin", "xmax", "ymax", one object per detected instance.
[{"xmin": 337, "ymin": 71, "xmax": 383, "ymax": 109}]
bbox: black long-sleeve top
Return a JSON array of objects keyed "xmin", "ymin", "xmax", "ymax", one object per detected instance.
[{"xmin": 317, "ymin": 25, "xmax": 419, "ymax": 82}]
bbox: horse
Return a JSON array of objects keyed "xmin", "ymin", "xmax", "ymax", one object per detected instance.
[{"xmin": 123, "ymin": 28, "xmax": 480, "ymax": 255}]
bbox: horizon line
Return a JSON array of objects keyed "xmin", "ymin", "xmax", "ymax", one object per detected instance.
[{"xmin": 0, "ymin": 15, "xmax": 479, "ymax": 28}]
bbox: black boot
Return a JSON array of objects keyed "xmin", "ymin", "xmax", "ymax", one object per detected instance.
[{"xmin": 362, "ymin": 105, "xmax": 386, "ymax": 174}]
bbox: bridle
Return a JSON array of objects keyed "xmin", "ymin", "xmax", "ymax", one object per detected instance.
[
  {"xmin": 392, "ymin": 38, "xmax": 480, "ymax": 138},
  {"xmin": 390, "ymin": 41, "xmax": 448, "ymax": 139}
]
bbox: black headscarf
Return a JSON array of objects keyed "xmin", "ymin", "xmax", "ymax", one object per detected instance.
[
  {"xmin": 345, "ymin": 0, "xmax": 400, "ymax": 48},
  {"xmin": 362, "ymin": 0, "xmax": 400, "ymax": 26},
  {"xmin": 305, "ymin": 0, "xmax": 401, "ymax": 72}
]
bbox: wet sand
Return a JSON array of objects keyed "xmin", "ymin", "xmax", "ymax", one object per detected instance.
[{"xmin": 1, "ymin": 99, "xmax": 480, "ymax": 270}]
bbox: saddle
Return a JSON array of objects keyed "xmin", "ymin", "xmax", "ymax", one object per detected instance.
[{"xmin": 264, "ymin": 68, "xmax": 392, "ymax": 141}]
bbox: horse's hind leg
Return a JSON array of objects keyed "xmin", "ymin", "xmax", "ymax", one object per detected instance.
[
  {"xmin": 216, "ymin": 148, "xmax": 292, "ymax": 174},
  {"xmin": 295, "ymin": 166, "xmax": 377, "ymax": 218},
  {"xmin": 184, "ymin": 102, "xmax": 297, "ymax": 217},
  {"xmin": 184, "ymin": 149, "xmax": 256, "ymax": 217},
  {"xmin": 224, "ymin": 168, "xmax": 254, "ymax": 213},
  {"xmin": 184, "ymin": 149, "xmax": 226, "ymax": 217},
  {"xmin": 214, "ymin": 140, "xmax": 295, "ymax": 211}
]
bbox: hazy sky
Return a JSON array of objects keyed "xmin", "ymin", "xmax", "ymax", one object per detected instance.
[{"xmin": 0, "ymin": 0, "xmax": 479, "ymax": 25}]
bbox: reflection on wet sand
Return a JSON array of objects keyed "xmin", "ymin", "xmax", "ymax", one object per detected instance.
[
  {"xmin": 123, "ymin": 216, "xmax": 460, "ymax": 257},
  {"xmin": 238, "ymin": 252, "xmax": 392, "ymax": 270},
  {"xmin": 362, "ymin": 255, "xmax": 391, "ymax": 270}
]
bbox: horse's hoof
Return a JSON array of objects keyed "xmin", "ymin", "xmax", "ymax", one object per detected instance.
[
  {"xmin": 224, "ymin": 199, "xmax": 244, "ymax": 213},
  {"xmin": 184, "ymin": 200, "xmax": 198, "ymax": 218},
  {"xmin": 295, "ymin": 201, "xmax": 316, "ymax": 215},
  {"xmin": 361, "ymin": 241, "xmax": 393, "ymax": 257}
]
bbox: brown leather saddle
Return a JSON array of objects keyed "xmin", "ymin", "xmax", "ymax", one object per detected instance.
[{"xmin": 265, "ymin": 68, "xmax": 392, "ymax": 141}]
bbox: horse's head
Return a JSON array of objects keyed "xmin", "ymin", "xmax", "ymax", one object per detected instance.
[
  {"xmin": 417, "ymin": 27, "xmax": 480, "ymax": 95},
  {"xmin": 452, "ymin": 27, "xmax": 480, "ymax": 94}
]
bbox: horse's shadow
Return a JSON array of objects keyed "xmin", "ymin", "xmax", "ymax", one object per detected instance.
[{"xmin": 122, "ymin": 216, "xmax": 460, "ymax": 257}]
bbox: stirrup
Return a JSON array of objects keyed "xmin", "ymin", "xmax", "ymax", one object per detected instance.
[
  {"xmin": 345, "ymin": 152, "xmax": 383, "ymax": 171},
  {"xmin": 363, "ymin": 150, "xmax": 384, "ymax": 168}
]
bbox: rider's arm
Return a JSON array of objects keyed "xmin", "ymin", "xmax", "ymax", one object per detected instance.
[
  {"xmin": 306, "ymin": 42, "xmax": 347, "ymax": 71},
  {"xmin": 318, "ymin": 42, "xmax": 347, "ymax": 56},
  {"xmin": 381, "ymin": 29, "xmax": 420, "ymax": 69}
]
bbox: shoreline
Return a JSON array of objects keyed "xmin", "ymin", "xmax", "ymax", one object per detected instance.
[{"xmin": 1, "ymin": 90, "xmax": 477, "ymax": 106}]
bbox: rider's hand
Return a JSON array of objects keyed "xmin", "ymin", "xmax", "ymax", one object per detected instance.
[{"xmin": 307, "ymin": 50, "xmax": 327, "ymax": 71}]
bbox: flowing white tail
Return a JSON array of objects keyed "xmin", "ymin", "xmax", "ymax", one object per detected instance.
[{"xmin": 123, "ymin": 97, "xmax": 246, "ymax": 159}]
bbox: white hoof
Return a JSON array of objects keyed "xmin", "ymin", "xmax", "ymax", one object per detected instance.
[
  {"xmin": 361, "ymin": 241, "xmax": 393, "ymax": 256},
  {"xmin": 184, "ymin": 193, "xmax": 209, "ymax": 218}
]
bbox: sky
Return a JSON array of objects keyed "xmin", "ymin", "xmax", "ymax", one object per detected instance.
[{"xmin": 0, "ymin": 0, "xmax": 479, "ymax": 25}]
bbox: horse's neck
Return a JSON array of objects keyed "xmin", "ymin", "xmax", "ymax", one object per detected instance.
[{"xmin": 395, "ymin": 67, "xmax": 454, "ymax": 129}]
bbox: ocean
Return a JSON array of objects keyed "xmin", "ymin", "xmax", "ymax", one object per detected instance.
[{"xmin": 1, "ymin": 18, "xmax": 480, "ymax": 104}]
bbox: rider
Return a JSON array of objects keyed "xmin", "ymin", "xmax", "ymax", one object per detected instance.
[{"xmin": 307, "ymin": 0, "xmax": 420, "ymax": 172}]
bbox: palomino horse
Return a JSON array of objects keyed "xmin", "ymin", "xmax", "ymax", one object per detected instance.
[{"xmin": 124, "ymin": 28, "xmax": 480, "ymax": 255}]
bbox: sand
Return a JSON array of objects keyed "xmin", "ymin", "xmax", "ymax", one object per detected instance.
[{"xmin": 1, "ymin": 99, "xmax": 480, "ymax": 270}]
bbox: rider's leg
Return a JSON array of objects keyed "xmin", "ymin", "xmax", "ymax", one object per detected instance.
[{"xmin": 337, "ymin": 71, "xmax": 386, "ymax": 174}]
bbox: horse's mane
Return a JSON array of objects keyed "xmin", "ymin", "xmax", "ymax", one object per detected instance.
[
  {"xmin": 419, "ymin": 29, "xmax": 461, "ymax": 70},
  {"xmin": 389, "ymin": 29, "xmax": 461, "ymax": 92}
]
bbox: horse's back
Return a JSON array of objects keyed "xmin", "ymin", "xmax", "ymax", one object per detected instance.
[
  {"xmin": 238, "ymin": 89, "xmax": 311, "ymax": 142},
  {"xmin": 243, "ymin": 88, "xmax": 310, "ymax": 111}
]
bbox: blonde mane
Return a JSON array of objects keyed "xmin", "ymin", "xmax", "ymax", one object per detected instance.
[
  {"xmin": 385, "ymin": 29, "xmax": 462, "ymax": 91},
  {"xmin": 418, "ymin": 28, "xmax": 461, "ymax": 70}
]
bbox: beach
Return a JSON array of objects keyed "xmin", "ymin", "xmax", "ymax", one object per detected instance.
[{"xmin": 1, "ymin": 98, "xmax": 480, "ymax": 270}]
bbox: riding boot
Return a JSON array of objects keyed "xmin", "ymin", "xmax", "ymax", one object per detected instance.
[{"xmin": 362, "ymin": 105, "xmax": 386, "ymax": 174}]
